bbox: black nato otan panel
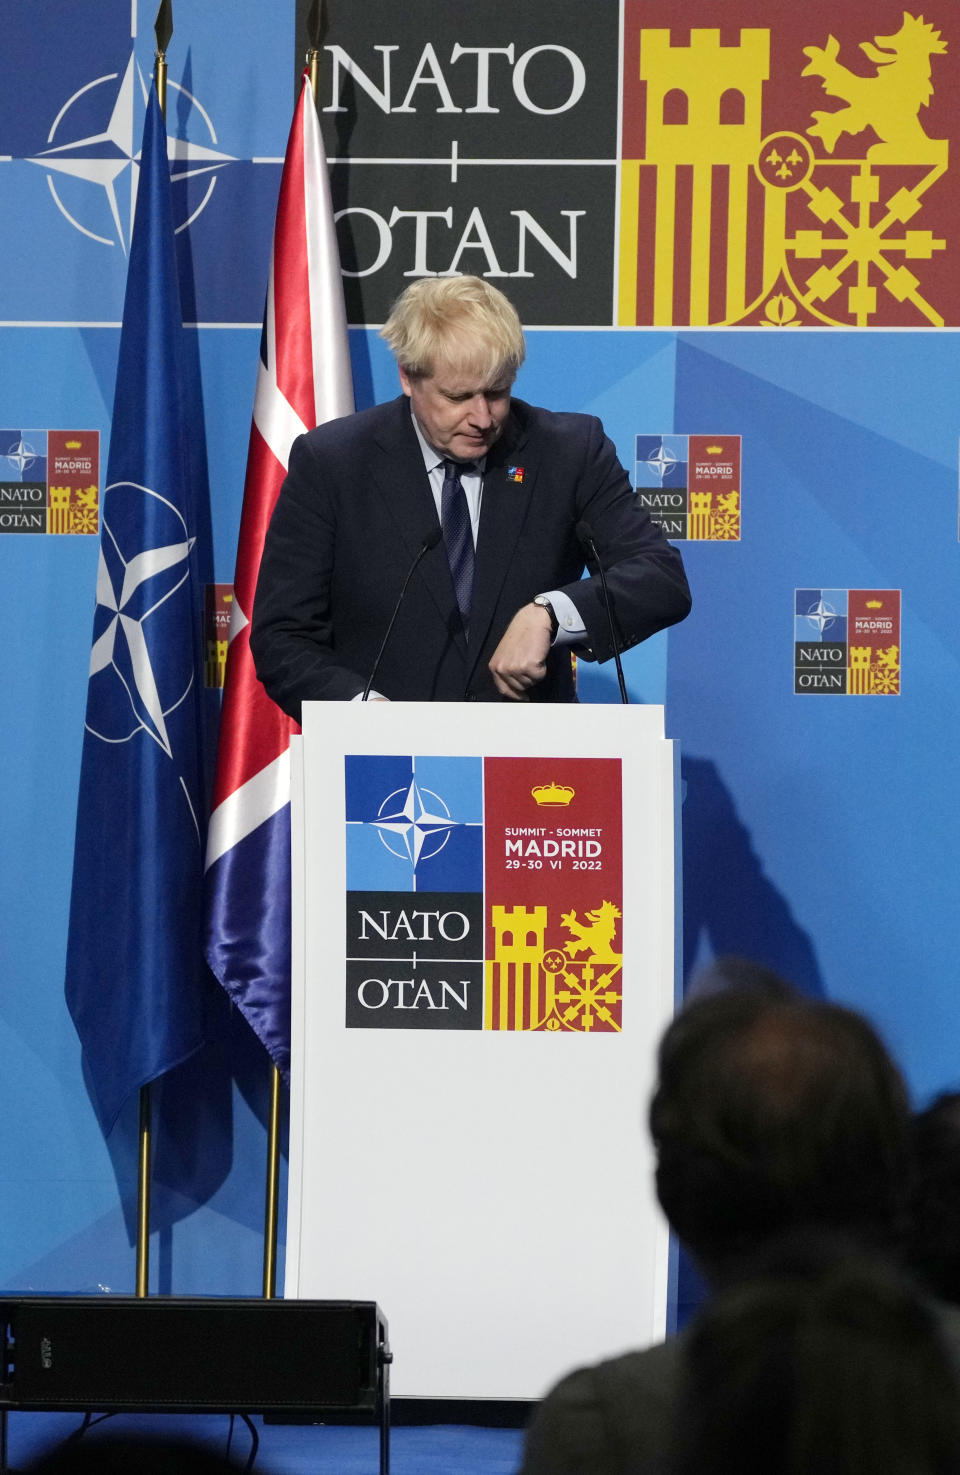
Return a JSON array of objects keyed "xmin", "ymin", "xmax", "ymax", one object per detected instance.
[
  {"xmin": 0, "ymin": 1298, "xmax": 388, "ymax": 1414},
  {"xmin": 294, "ymin": 0, "xmax": 620, "ymax": 326}
]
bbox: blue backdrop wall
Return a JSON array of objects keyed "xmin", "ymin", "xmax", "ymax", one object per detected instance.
[{"xmin": 1, "ymin": 0, "xmax": 958, "ymax": 1301}]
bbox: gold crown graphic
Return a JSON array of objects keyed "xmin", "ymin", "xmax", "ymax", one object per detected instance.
[
  {"xmin": 705, "ymin": 444, "xmax": 723, "ymax": 454},
  {"xmin": 532, "ymin": 782, "xmax": 575, "ymax": 807},
  {"xmin": 865, "ymin": 599, "xmax": 883, "ymax": 609},
  {"xmin": 65, "ymin": 439, "xmax": 81, "ymax": 450}
]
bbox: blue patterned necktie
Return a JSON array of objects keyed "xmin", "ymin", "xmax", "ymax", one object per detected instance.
[{"xmin": 441, "ymin": 458, "xmax": 475, "ymax": 625}]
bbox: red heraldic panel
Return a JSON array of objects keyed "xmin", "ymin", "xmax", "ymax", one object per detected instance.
[{"xmin": 483, "ymin": 756, "xmax": 624, "ymax": 1032}]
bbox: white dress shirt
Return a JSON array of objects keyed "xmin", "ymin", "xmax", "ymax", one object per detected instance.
[{"xmin": 410, "ymin": 410, "xmax": 586, "ymax": 645}]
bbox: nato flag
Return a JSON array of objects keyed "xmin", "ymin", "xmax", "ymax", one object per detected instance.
[{"xmin": 65, "ymin": 86, "xmax": 209, "ymax": 1134}]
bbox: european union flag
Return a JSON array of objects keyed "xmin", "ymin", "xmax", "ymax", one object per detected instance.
[{"xmin": 65, "ymin": 86, "xmax": 210, "ymax": 1134}]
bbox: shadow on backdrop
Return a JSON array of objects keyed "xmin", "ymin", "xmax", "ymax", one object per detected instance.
[
  {"xmin": 680, "ymin": 755, "xmax": 824, "ymax": 1002},
  {"xmin": 675, "ymin": 755, "xmax": 825, "ymax": 1325}
]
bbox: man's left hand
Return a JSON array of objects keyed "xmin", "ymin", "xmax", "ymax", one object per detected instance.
[{"xmin": 488, "ymin": 603, "xmax": 553, "ymax": 699}]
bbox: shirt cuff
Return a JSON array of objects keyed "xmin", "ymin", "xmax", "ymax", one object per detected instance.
[{"xmin": 542, "ymin": 588, "xmax": 586, "ymax": 647}]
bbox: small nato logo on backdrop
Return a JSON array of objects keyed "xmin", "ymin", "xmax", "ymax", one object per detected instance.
[
  {"xmin": 634, "ymin": 434, "xmax": 741, "ymax": 541},
  {"xmin": 794, "ymin": 589, "xmax": 900, "ymax": 694},
  {"xmin": 0, "ymin": 429, "xmax": 99, "ymax": 535}
]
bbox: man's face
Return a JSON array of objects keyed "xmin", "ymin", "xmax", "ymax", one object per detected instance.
[{"xmin": 399, "ymin": 362, "xmax": 513, "ymax": 462}]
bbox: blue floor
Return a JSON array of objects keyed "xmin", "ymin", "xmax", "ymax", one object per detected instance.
[{"xmin": 4, "ymin": 1411, "xmax": 525, "ymax": 1474}]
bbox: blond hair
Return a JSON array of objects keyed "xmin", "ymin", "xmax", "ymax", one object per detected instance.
[{"xmin": 380, "ymin": 276, "xmax": 525, "ymax": 384}]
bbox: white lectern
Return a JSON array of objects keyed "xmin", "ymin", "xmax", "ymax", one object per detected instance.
[{"xmin": 286, "ymin": 702, "xmax": 679, "ymax": 1399}]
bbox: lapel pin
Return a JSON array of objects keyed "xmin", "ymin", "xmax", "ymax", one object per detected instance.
[{"xmin": 507, "ymin": 466, "xmax": 525, "ymax": 483}]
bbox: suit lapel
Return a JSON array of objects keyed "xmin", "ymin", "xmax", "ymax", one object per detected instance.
[
  {"xmin": 468, "ymin": 409, "xmax": 533, "ymax": 660},
  {"xmin": 369, "ymin": 397, "xmax": 463, "ymax": 646}
]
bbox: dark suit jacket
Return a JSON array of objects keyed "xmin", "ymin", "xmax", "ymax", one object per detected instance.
[
  {"xmin": 519, "ymin": 1337, "xmax": 685, "ymax": 1475},
  {"xmin": 519, "ymin": 1300, "xmax": 960, "ymax": 1475},
  {"xmin": 250, "ymin": 395, "xmax": 691, "ymax": 719}
]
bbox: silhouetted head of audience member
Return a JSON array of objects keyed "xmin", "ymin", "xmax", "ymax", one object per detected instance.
[
  {"xmin": 907, "ymin": 1090, "xmax": 960, "ymax": 1304},
  {"xmin": 649, "ymin": 986, "xmax": 911, "ymax": 1281},
  {"xmin": 672, "ymin": 1233, "xmax": 960, "ymax": 1475}
]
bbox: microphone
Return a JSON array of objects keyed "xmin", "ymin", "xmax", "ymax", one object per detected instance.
[
  {"xmin": 362, "ymin": 526, "xmax": 442, "ymax": 701},
  {"xmin": 576, "ymin": 520, "xmax": 629, "ymax": 705}
]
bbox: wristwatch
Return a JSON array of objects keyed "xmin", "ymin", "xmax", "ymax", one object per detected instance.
[{"xmin": 532, "ymin": 594, "xmax": 559, "ymax": 638}]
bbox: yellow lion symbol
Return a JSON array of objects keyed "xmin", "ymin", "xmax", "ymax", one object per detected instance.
[
  {"xmin": 802, "ymin": 11, "xmax": 947, "ymax": 163},
  {"xmin": 560, "ymin": 900, "xmax": 622, "ymax": 964}
]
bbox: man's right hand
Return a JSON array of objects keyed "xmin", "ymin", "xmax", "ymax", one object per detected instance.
[{"xmin": 488, "ymin": 603, "xmax": 553, "ymax": 700}]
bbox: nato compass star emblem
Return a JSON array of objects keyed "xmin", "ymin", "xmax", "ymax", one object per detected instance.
[
  {"xmin": 87, "ymin": 482, "xmax": 196, "ymax": 761},
  {"xmin": 4, "ymin": 438, "xmax": 39, "ymax": 477},
  {"xmin": 25, "ymin": 38, "xmax": 234, "ymax": 252},
  {"xmin": 372, "ymin": 780, "xmax": 461, "ymax": 868},
  {"xmin": 646, "ymin": 439, "xmax": 679, "ymax": 485},
  {"xmin": 801, "ymin": 594, "xmax": 840, "ymax": 638}
]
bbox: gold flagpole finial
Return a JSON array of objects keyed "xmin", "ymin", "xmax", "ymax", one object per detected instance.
[
  {"xmin": 305, "ymin": 0, "xmax": 322, "ymax": 104},
  {"xmin": 154, "ymin": 0, "xmax": 173, "ymax": 117}
]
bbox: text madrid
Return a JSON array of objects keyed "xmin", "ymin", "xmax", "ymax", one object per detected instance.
[{"xmin": 506, "ymin": 838, "xmax": 602, "ymax": 857}]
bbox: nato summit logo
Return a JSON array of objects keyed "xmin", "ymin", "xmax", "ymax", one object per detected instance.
[
  {"xmin": 344, "ymin": 754, "xmax": 484, "ymax": 1030},
  {"xmin": 0, "ymin": 430, "xmax": 99, "ymax": 535},
  {"xmin": 794, "ymin": 589, "xmax": 901, "ymax": 694},
  {"xmin": 635, "ymin": 435, "xmax": 741, "ymax": 540}
]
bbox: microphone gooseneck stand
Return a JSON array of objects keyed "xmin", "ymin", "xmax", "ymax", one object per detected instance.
[{"xmin": 576, "ymin": 521, "xmax": 628, "ymax": 704}]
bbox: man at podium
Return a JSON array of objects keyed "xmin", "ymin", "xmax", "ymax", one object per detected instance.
[{"xmin": 251, "ymin": 276, "xmax": 690, "ymax": 718}]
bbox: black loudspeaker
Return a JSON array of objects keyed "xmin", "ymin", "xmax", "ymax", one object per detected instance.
[{"xmin": 0, "ymin": 1298, "xmax": 389, "ymax": 1415}]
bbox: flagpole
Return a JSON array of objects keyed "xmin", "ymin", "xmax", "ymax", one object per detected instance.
[
  {"xmin": 259, "ymin": 18, "xmax": 327, "ymax": 1303},
  {"xmin": 262, "ymin": 1067, "xmax": 282, "ymax": 1297},
  {"xmin": 135, "ymin": 1085, "xmax": 152, "ymax": 1297},
  {"xmin": 131, "ymin": 0, "xmax": 176, "ymax": 1304},
  {"xmin": 260, "ymin": 22, "xmax": 324, "ymax": 1304},
  {"xmin": 204, "ymin": 0, "xmax": 351, "ymax": 1303}
]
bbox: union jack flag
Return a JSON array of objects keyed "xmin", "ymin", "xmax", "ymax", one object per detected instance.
[{"xmin": 203, "ymin": 73, "xmax": 353, "ymax": 1076}]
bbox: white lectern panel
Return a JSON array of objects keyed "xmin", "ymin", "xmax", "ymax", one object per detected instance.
[{"xmin": 287, "ymin": 703, "xmax": 677, "ymax": 1399}]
